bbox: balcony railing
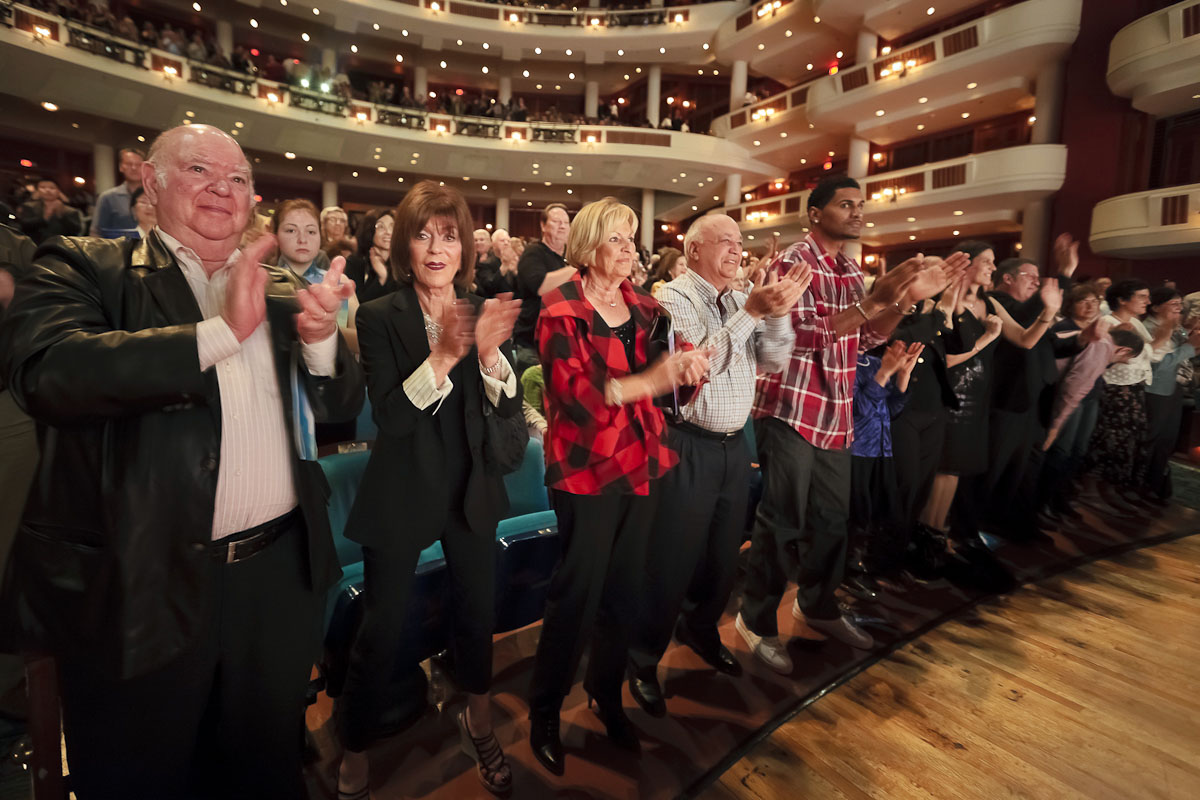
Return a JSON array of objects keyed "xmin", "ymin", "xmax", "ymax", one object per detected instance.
[
  {"xmin": 1090, "ymin": 183, "xmax": 1200, "ymax": 258},
  {"xmin": 711, "ymin": 83, "xmax": 810, "ymax": 137},
  {"xmin": 404, "ymin": 0, "xmax": 725, "ymax": 28},
  {"xmin": 1108, "ymin": 0, "xmax": 1200, "ymax": 114}
]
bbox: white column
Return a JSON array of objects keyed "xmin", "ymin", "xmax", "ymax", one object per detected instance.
[
  {"xmin": 585, "ymin": 80, "xmax": 599, "ymax": 119},
  {"xmin": 847, "ymin": 137, "xmax": 870, "ymax": 180},
  {"xmin": 729, "ymin": 59, "xmax": 747, "ymax": 109},
  {"xmin": 93, "ymin": 143, "xmax": 116, "ymax": 194},
  {"xmin": 216, "ymin": 20, "xmax": 233, "ymax": 59},
  {"xmin": 496, "ymin": 196, "xmax": 510, "ymax": 231},
  {"xmin": 724, "ymin": 173, "xmax": 741, "ymax": 208},
  {"xmin": 588, "ymin": 0, "xmax": 601, "ymax": 6},
  {"xmin": 499, "ymin": 75, "xmax": 512, "ymax": 105},
  {"xmin": 640, "ymin": 187, "xmax": 655, "ymax": 252},
  {"xmin": 322, "ymin": 180, "xmax": 338, "ymax": 209},
  {"xmin": 856, "ymin": 30, "xmax": 877, "ymax": 64},
  {"xmin": 647, "ymin": 64, "xmax": 662, "ymax": 127},
  {"xmin": 1021, "ymin": 199, "xmax": 1051, "ymax": 267},
  {"xmin": 414, "ymin": 65, "xmax": 428, "ymax": 100},
  {"xmin": 321, "ymin": 47, "xmax": 337, "ymax": 74},
  {"xmin": 1031, "ymin": 60, "xmax": 1066, "ymax": 145}
]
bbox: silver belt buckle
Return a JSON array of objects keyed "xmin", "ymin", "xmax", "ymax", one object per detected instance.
[{"xmin": 226, "ymin": 542, "xmax": 237, "ymax": 565}]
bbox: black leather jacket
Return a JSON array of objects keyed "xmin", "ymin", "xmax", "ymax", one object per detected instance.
[{"xmin": 0, "ymin": 232, "xmax": 364, "ymax": 679}]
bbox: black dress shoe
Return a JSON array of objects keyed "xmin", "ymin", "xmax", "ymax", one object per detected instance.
[
  {"xmin": 841, "ymin": 573, "xmax": 879, "ymax": 602},
  {"xmin": 626, "ymin": 666, "xmax": 666, "ymax": 718},
  {"xmin": 587, "ymin": 697, "xmax": 641, "ymax": 753},
  {"xmin": 529, "ymin": 714, "xmax": 565, "ymax": 776},
  {"xmin": 674, "ymin": 624, "xmax": 744, "ymax": 677}
]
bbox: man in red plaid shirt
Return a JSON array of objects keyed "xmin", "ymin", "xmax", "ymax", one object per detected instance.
[{"xmin": 736, "ymin": 176, "xmax": 967, "ymax": 673}]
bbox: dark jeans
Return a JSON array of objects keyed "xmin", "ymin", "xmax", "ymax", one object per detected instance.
[
  {"xmin": 740, "ymin": 418, "xmax": 851, "ymax": 636},
  {"xmin": 980, "ymin": 408, "xmax": 1044, "ymax": 530},
  {"xmin": 528, "ymin": 487, "xmax": 657, "ymax": 716},
  {"xmin": 338, "ymin": 512, "xmax": 494, "ymax": 752},
  {"xmin": 1143, "ymin": 386, "xmax": 1184, "ymax": 498},
  {"xmin": 58, "ymin": 519, "xmax": 322, "ymax": 800},
  {"xmin": 629, "ymin": 426, "xmax": 749, "ymax": 677},
  {"xmin": 1041, "ymin": 394, "xmax": 1100, "ymax": 511}
]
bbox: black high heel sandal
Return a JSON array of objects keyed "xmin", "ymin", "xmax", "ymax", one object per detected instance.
[{"xmin": 457, "ymin": 710, "xmax": 513, "ymax": 796}]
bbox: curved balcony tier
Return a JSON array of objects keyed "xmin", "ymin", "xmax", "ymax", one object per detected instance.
[
  {"xmin": 0, "ymin": 15, "xmax": 776, "ymax": 195},
  {"xmin": 806, "ymin": 0, "xmax": 1079, "ymax": 141},
  {"xmin": 724, "ymin": 144, "xmax": 1066, "ymax": 245},
  {"xmin": 712, "ymin": 0, "xmax": 846, "ymax": 85},
  {"xmin": 1090, "ymin": 184, "xmax": 1200, "ymax": 259},
  {"xmin": 1108, "ymin": 0, "xmax": 1200, "ymax": 117}
]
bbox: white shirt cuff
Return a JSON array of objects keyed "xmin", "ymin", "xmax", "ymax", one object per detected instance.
[
  {"xmin": 403, "ymin": 358, "xmax": 453, "ymax": 414},
  {"xmin": 481, "ymin": 352, "xmax": 518, "ymax": 405},
  {"xmin": 300, "ymin": 330, "xmax": 339, "ymax": 377},
  {"xmin": 197, "ymin": 316, "xmax": 241, "ymax": 371}
]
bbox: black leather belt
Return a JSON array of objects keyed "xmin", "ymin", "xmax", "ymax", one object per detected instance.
[
  {"xmin": 672, "ymin": 420, "xmax": 743, "ymax": 442},
  {"xmin": 209, "ymin": 508, "xmax": 299, "ymax": 565}
]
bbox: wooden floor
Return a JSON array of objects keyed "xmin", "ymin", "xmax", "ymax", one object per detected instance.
[{"xmin": 705, "ymin": 534, "xmax": 1200, "ymax": 800}]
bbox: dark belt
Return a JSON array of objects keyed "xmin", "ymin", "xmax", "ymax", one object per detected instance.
[
  {"xmin": 671, "ymin": 420, "xmax": 743, "ymax": 442},
  {"xmin": 209, "ymin": 508, "xmax": 300, "ymax": 565}
]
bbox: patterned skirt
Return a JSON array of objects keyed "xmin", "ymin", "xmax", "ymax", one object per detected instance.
[{"xmin": 1087, "ymin": 383, "xmax": 1147, "ymax": 486}]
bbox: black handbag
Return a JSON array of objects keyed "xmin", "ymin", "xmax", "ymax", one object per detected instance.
[
  {"xmin": 481, "ymin": 387, "xmax": 528, "ymax": 475},
  {"xmin": 644, "ymin": 310, "xmax": 698, "ymax": 421}
]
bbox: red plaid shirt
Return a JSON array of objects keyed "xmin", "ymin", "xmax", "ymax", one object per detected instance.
[
  {"xmin": 538, "ymin": 273, "xmax": 679, "ymax": 496},
  {"xmin": 752, "ymin": 235, "xmax": 885, "ymax": 451}
]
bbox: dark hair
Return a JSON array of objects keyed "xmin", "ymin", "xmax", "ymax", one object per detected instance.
[
  {"xmin": 1110, "ymin": 328, "xmax": 1145, "ymax": 357},
  {"xmin": 1066, "ymin": 282, "xmax": 1100, "ymax": 309},
  {"xmin": 951, "ymin": 239, "xmax": 994, "ymax": 262},
  {"xmin": 390, "ymin": 180, "xmax": 475, "ymax": 291},
  {"xmin": 807, "ymin": 176, "xmax": 860, "ymax": 210},
  {"xmin": 129, "ymin": 185, "xmax": 145, "ymax": 204},
  {"xmin": 651, "ymin": 247, "xmax": 683, "ymax": 283},
  {"xmin": 1148, "ymin": 286, "xmax": 1181, "ymax": 312},
  {"xmin": 355, "ymin": 207, "xmax": 395, "ymax": 259},
  {"xmin": 34, "ymin": 176, "xmax": 58, "ymax": 187},
  {"xmin": 540, "ymin": 202, "xmax": 568, "ymax": 225},
  {"xmin": 995, "ymin": 257, "xmax": 1036, "ymax": 282},
  {"xmin": 1107, "ymin": 278, "xmax": 1148, "ymax": 310},
  {"xmin": 119, "ymin": 147, "xmax": 147, "ymax": 161}
]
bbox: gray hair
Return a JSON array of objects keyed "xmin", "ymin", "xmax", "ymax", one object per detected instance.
[
  {"xmin": 683, "ymin": 214, "xmax": 726, "ymax": 265},
  {"xmin": 145, "ymin": 125, "xmax": 253, "ymax": 195}
]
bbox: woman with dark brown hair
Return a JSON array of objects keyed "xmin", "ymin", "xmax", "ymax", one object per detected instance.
[
  {"xmin": 645, "ymin": 246, "xmax": 685, "ymax": 296},
  {"xmin": 335, "ymin": 181, "xmax": 522, "ymax": 798}
]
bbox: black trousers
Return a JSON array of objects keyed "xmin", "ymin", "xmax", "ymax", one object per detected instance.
[
  {"xmin": 528, "ymin": 487, "xmax": 657, "ymax": 716},
  {"xmin": 890, "ymin": 406, "xmax": 947, "ymax": 556},
  {"xmin": 1143, "ymin": 386, "xmax": 1184, "ymax": 498},
  {"xmin": 58, "ymin": 516, "xmax": 322, "ymax": 800},
  {"xmin": 629, "ymin": 426, "xmax": 749, "ymax": 677},
  {"xmin": 980, "ymin": 408, "xmax": 1044, "ymax": 529},
  {"xmin": 740, "ymin": 418, "xmax": 851, "ymax": 636},
  {"xmin": 338, "ymin": 511, "xmax": 494, "ymax": 752}
]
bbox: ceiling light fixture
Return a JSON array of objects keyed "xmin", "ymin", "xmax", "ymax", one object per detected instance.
[
  {"xmin": 301, "ymin": 33, "xmax": 309, "ymax": 41},
  {"xmin": 250, "ymin": 18, "xmax": 258, "ymax": 27}
]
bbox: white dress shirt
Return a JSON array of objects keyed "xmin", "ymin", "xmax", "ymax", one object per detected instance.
[{"xmin": 157, "ymin": 229, "xmax": 338, "ymax": 539}]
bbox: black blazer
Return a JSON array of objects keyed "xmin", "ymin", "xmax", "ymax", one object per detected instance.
[
  {"xmin": 346, "ymin": 283, "xmax": 521, "ymax": 551},
  {"xmin": 988, "ymin": 279, "xmax": 1078, "ymax": 421},
  {"xmin": 0, "ymin": 232, "xmax": 364, "ymax": 679}
]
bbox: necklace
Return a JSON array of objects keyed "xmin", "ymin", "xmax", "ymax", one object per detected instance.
[
  {"xmin": 584, "ymin": 278, "xmax": 619, "ymax": 308},
  {"xmin": 422, "ymin": 313, "xmax": 442, "ymax": 344}
]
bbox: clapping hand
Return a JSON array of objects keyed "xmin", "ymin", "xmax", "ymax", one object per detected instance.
[
  {"xmin": 866, "ymin": 255, "xmax": 923, "ymax": 307},
  {"xmin": 295, "ymin": 256, "xmax": 356, "ymax": 344},
  {"xmin": 429, "ymin": 299, "xmax": 476, "ymax": 369},
  {"xmin": 221, "ymin": 233, "xmax": 276, "ymax": 342},
  {"xmin": 647, "ymin": 348, "xmax": 711, "ymax": 395},
  {"xmin": 744, "ymin": 259, "xmax": 812, "ymax": 319},
  {"xmin": 898, "ymin": 341, "xmax": 924, "ymax": 378},
  {"xmin": 983, "ymin": 313, "xmax": 1003, "ymax": 340},
  {"xmin": 476, "ymin": 292, "xmax": 522, "ymax": 367},
  {"xmin": 906, "ymin": 251, "xmax": 971, "ymax": 305},
  {"xmin": 1039, "ymin": 276, "xmax": 1063, "ymax": 316},
  {"xmin": 1053, "ymin": 233, "xmax": 1079, "ymax": 277}
]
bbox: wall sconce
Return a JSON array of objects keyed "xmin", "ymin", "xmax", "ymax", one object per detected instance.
[
  {"xmin": 435, "ymin": 123, "xmax": 447, "ymax": 134},
  {"xmin": 509, "ymin": 12, "xmax": 519, "ymax": 23},
  {"xmin": 33, "ymin": 24, "xmax": 52, "ymax": 41},
  {"xmin": 163, "ymin": 65, "xmax": 179, "ymax": 78},
  {"xmin": 266, "ymin": 91, "xmax": 279, "ymax": 103},
  {"xmin": 511, "ymin": 131, "xmax": 523, "ymax": 141},
  {"xmin": 590, "ymin": 17, "xmax": 600, "ymax": 26},
  {"xmin": 429, "ymin": 1, "xmax": 441, "ymax": 12},
  {"xmin": 586, "ymin": 134, "xmax": 597, "ymax": 143},
  {"xmin": 355, "ymin": 111, "xmax": 368, "ymax": 123}
]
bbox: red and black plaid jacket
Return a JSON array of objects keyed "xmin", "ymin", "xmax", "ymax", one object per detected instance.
[{"xmin": 537, "ymin": 273, "xmax": 681, "ymax": 496}]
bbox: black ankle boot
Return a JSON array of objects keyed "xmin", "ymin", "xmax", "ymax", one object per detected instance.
[{"xmin": 529, "ymin": 713, "xmax": 565, "ymax": 776}]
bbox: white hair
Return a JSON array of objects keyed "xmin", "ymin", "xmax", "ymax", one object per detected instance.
[
  {"xmin": 145, "ymin": 124, "xmax": 253, "ymax": 194},
  {"xmin": 491, "ymin": 228, "xmax": 510, "ymax": 244},
  {"xmin": 683, "ymin": 214, "xmax": 728, "ymax": 265}
]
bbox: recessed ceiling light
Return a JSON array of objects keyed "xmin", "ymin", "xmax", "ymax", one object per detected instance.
[
  {"xmin": 703, "ymin": 43, "xmax": 710, "ymax": 50},
  {"xmin": 865, "ymin": 222, "xmax": 874, "ymax": 227},
  {"xmin": 534, "ymin": 47, "xmax": 542, "ymax": 54},
  {"xmin": 137, "ymin": 135, "xmax": 145, "ymax": 142},
  {"xmin": 917, "ymin": 124, "xmax": 926, "ymax": 130},
  {"xmin": 300, "ymin": 32, "xmax": 310, "ymax": 42},
  {"xmin": 909, "ymin": 235, "xmax": 917, "ymax": 240},
  {"xmin": 532, "ymin": 170, "xmax": 539, "ymax": 175},
  {"xmin": 396, "ymin": 54, "xmax": 404, "ymax": 62},
  {"xmin": 440, "ymin": 61, "xmax": 447, "ymax": 68},
  {"xmin": 624, "ymin": 74, "xmax": 630, "ymax": 80},
  {"xmin": 967, "ymin": 82, "xmax": 977, "ymax": 89},
  {"xmin": 565, "ymin": 49, "xmax": 573, "ymax": 56},
  {"xmin": 350, "ymin": 45, "xmax": 358, "ymax": 53},
  {"xmin": 780, "ymin": 132, "xmax": 788, "ymax": 138},
  {"xmin": 927, "ymin": 6, "xmax": 936, "ymax": 15},
  {"xmin": 807, "ymin": 63, "xmax": 813, "ymax": 70},
  {"xmin": 636, "ymin": 67, "xmax": 642, "ymax": 73},
  {"xmin": 953, "ymin": 230, "xmax": 960, "ymax": 236},
  {"xmin": 1029, "ymin": 115, "xmax": 1037, "ymax": 123},
  {"xmin": 533, "ymin": 163, "xmax": 540, "ymax": 168},
  {"xmin": 412, "ymin": 152, "xmax": 420, "ymax": 158},
  {"xmin": 800, "ymin": 158, "xmax": 806, "ymax": 164},
  {"xmin": 523, "ymin": 70, "xmax": 530, "ymax": 78},
  {"xmin": 312, "ymin": 7, "xmax": 319, "ymax": 14},
  {"xmin": 351, "ymin": 171, "xmax": 358, "ymax": 177},
  {"xmin": 568, "ymin": 72, "xmax": 575, "ymax": 79},
  {"xmin": 918, "ymin": 97, "xmax": 928, "ymax": 103},
  {"xmin": 481, "ymin": 184, "xmax": 488, "ymax": 190},
  {"xmin": 306, "ymin": 165, "xmax": 314, "ymax": 172},
  {"xmin": 398, "ymin": 177, "xmax": 404, "ymax": 183},
  {"xmin": 785, "ymin": 30, "xmax": 793, "ymax": 37},
  {"xmin": 617, "ymin": 49, "xmax": 624, "ymax": 56},
  {"xmin": 482, "ymin": 66, "xmax": 489, "ymax": 74},
  {"xmin": 456, "ymin": 39, "xmax": 463, "ymax": 46},
  {"xmin": 566, "ymin": 189, "xmax": 573, "ymax": 194},
  {"xmin": 875, "ymin": 109, "xmax": 885, "ymax": 116},
  {"xmin": 961, "ymin": 112, "xmax": 970, "ymax": 118},
  {"xmin": 555, "ymin": 85, "xmax": 562, "ymax": 90},
  {"xmin": 906, "ymin": 217, "xmax": 916, "ymax": 222},
  {"xmin": 410, "ymin": 159, "xmax": 418, "ymax": 165},
  {"xmin": 250, "ymin": 18, "xmax": 258, "ymax": 27},
  {"xmin": 192, "ymin": 2, "xmax": 201, "ymax": 9},
  {"xmin": 402, "ymin": 29, "xmax": 408, "ymax": 36},
  {"xmin": 544, "ymin": 181, "xmax": 552, "ymax": 186},
  {"xmin": 284, "ymin": 152, "xmax": 295, "ymax": 159},
  {"xmin": 373, "ymin": 23, "xmax": 380, "ymax": 30},
  {"xmin": 377, "ymin": 166, "xmax": 387, "ymax": 173},
  {"xmin": 814, "ymin": 15, "xmax": 820, "ymax": 22},
  {"xmin": 954, "ymin": 210, "xmax": 964, "ymax": 215},
  {"xmin": 758, "ymin": 43, "xmax": 765, "ymax": 50},
  {"xmin": 527, "ymin": 201, "xmax": 533, "ymax": 206},
  {"xmin": 753, "ymin": 140, "xmax": 761, "ymax": 146},
  {"xmin": 836, "ymin": 50, "xmax": 844, "ymax": 58},
  {"xmin": 536, "ymin": 84, "xmax": 543, "ymax": 89},
  {"xmin": 660, "ymin": 47, "xmax": 667, "ymax": 54}
]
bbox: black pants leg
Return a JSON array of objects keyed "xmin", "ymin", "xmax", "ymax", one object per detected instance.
[
  {"xmin": 60, "ymin": 520, "xmax": 322, "ymax": 800},
  {"xmin": 629, "ymin": 430, "xmax": 749, "ymax": 676},
  {"xmin": 528, "ymin": 488, "xmax": 656, "ymax": 716},
  {"xmin": 1143, "ymin": 386, "xmax": 1184, "ymax": 498},
  {"xmin": 891, "ymin": 407, "xmax": 947, "ymax": 560}
]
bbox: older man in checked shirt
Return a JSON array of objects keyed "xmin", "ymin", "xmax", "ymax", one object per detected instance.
[
  {"xmin": 735, "ymin": 176, "xmax": 968, "ymax": 674},
  {"xmin": 626, "ymin": 214, "xmax": 809, "ymax": 717}
]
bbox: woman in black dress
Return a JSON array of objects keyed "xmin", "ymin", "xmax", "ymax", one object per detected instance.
[
  {"xmin": 344, "ymin": 207, "xmax": 397, "ymax": 305},
  {"xmin": 335, "ymin": 182, "xmax": 523, "ymax": 798}
]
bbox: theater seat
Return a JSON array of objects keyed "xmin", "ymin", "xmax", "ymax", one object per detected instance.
[
  {"xmin": 502, "ymin": 437, "xmax": 550, "ymax": 517},
  {"xmin": 494, "ymin": 510, "xmax": 560, "ymax": 633},
  {"xmin": 356, "ymin": 394, "xmax": 378, "ymax": 442}
]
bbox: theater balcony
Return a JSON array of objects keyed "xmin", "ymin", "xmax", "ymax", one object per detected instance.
[
  {"xmin": 234, "ymin": 0, "xmax": 740, "ymax": 64},
  {"xmin": 1107, "ymin": 0, "xmax": 1200, "ymax": 117},
  {"xmin": 0, "ymin": 8, "xmax": 775, "ymax": 195},
  {"xmin": 813, "ymin": 0, "xmax": 1000, "ymax": 43},
  {"xmin": 726, "ymin": 143, "xmax": 1067, "ymax": 245},
  {"xmin": 1090, "ymin": 183, "xmax": 1200, "ymax": 259},
  {"xmin": 712, "ymin": 0, "xmax": 847, "ymax": 85},
  {"xmin": 805, "ymin": 0, "xmax": 1080, "ymax": 143},
  {"xmin": 709, "ymin": 82, "xmax": 838, "ymax": 169}
]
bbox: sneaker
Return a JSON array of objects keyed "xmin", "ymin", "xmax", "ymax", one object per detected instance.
[
  {"xmin": 735, "ymin": 613, "xmax": 793, "ymax": 674},
  {"xmin": 797, "ymin": 603, "xmax": 875, "ymax": 649}
]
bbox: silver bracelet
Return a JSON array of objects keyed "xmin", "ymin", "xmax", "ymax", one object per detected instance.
[
  {"xmin": 605, "ymin": 378, "xmax": 624, "ymax": 406},
  {"xmin": 479, "ymin": 357, "xmax": 502, "ymax": 375}
]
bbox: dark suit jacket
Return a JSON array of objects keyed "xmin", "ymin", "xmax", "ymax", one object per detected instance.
[
  {"xmin": 988, "ymin": 280, "xmax": 1078, "ymax": 423},
  {"xmin": 346, "ymin": 283, "xmax": 520, "ymax": 551},
  {"xmin": 0, "ymin": 232, "xmax": 364, "ymax": 679}
]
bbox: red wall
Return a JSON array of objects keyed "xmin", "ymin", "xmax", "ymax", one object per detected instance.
[{"xmin": 1052, "ymin": 1, "xmax": 1194, "ymax": 289}]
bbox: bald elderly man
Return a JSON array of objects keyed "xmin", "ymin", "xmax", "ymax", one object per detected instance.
[{"xmin": 0, "ymin": 124, "xmax": 363, "ymax": 798}]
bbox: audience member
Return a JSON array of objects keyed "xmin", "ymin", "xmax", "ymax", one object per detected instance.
[
  {"xmin": 90, "ymin": 147, "xmax": 145, "ymax": 238},
  {"xmin": 1141, "ymin": 287, "xmax": 1200, "ymax": 500},
  {"xmin": 344, "ymin": 208, "xmax": 397, "ymax": 305},
  {"xmin": 335, "ymin": 181, "xmax": 521, "ymax": 798},
  {"xmin": 527, "ymin": 197, "xmax": 709, "ymax": 775},
  {"xmin": 320, "ymin": 205, "xmax": 354, "ymax": 251},
  {"xmin": 476, "ymin": 228, "xmax": 517, "ymax": 298},
  {"xmin": 513, "ymin": 203, "xmax": 573, "ymax": 372},
  {"xmin": 628, "ymin": 214, "xmax": 805, "ymax": 718},
  {"xmin": 0, "ymin": 124, "xmax": 363, "ymax": 797},
  {"xmin": 18, "ymin": 177, "xmax": 84, "ymax": 244},
  {"xmin": 129, "ymin": 185, "xmax": 156, "ymax": 239},
  {"xmin": 646, "ymin": 246, "xmax": 686, "ymax": 295}
]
